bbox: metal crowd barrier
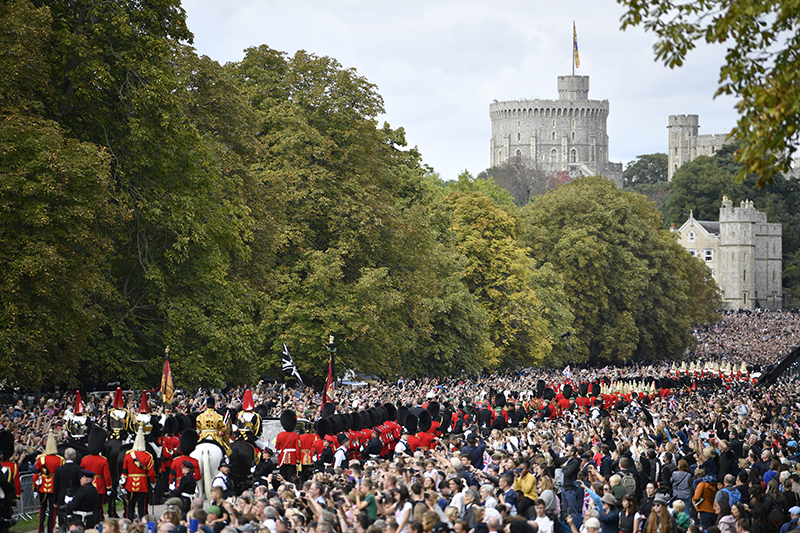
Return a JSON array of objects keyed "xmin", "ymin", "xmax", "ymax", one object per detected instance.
[{"xmin": 13, "ymin": 473, "xmax": 37, "ymax": 521}]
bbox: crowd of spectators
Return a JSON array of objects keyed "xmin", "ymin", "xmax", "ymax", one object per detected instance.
[{"xmin": 3, "ymin": 310, "xmax": 800, "ymax": 533}]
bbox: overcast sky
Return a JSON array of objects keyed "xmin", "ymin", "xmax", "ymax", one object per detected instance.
[{"xmin": 182, "ymin": 0, "xmax": 739, "ymax": 181}]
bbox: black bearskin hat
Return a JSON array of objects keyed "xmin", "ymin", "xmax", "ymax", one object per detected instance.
[
  {"xmin": 0, "ymin": 430, "xmax": 14, "ymax": 460},
  {"xmin": 427, "ymin": 402, "xmax": 440, "ymax": 419},
  {"xmin": 396, "ymin": 406, "xmax": 410, "ymax": 427},
  {"xmin": 321, "ymin": 403, "xmax": 336, "ymax": 419},
  {"xmin": 494, "ymin": 394, "xmax": 506, "ymax": 409},
  {"xmin": 418, "ymin": 410, "xmax": 432, "ymax": 433},
  {"xmin": 163, "ymin": 416, "xmax": 178, "ymax": 436},
  {"xmin": 179, "ymin": 429, "xmax": 198, "ymax": 455},
  {"xmin": 383, "ymin": 403, "xmax": 397, "ymax": 422},
  {"xmin": 405, "ymin": 415, "xmax": 418, "ymax": 434},
  {"xmin": 280, "ymin": 410, "xmax": 297, "ymax": 432},
  {"xmin": 87, "ymin": 426, "xmax": 106, "ymax": 455},
  {"xmin": 316, "ymin": 417, "xmax": 332, "ymax": 438},
  {"xmin": 563, "ymin": 384, "xmax": 573, "ymax": 399}
]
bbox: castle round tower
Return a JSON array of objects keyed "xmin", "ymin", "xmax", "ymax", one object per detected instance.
[
  {"xmin": 667, "ymin": 115, "xmax": 699, "ymax": 181},
  {"xmin": 489, "ymin": 75, "xmax": 622, "ymax": 187}
]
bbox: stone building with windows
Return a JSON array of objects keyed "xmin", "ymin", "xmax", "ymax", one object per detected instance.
[
  {"xmin": 675, "ymin": 197, "xmax": 783, "ymax": 310},
  {"xmin": 489, "ymin": 75, "xmax": 623, "ymax": 187}
]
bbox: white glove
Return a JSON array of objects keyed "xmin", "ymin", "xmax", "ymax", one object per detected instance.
[
  {"xmin": 107, "ymin": 490, "xmax": 111, "ymax": 496},
  {"xmin": 119, "ymin": 476, "xmax": 127, "ymax": 487},
  {"xmin": 64, "ymin": 496, "xmax": 74, "ymax": 504},
  {"xmin": 35, "ymin": 478, "xmax": 42, "ymax": 487},
  {"xmin": 169, "ymin": 483, "xmax": 175, "ymax": 491}
]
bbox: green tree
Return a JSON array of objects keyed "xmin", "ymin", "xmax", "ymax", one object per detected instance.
[
  {"xmin": 520, "ymin": 176, "xmax": 717, "ymax": 364},
  {"xmin": 623, "ymin": 153, "xmax": 668, "ymax": 187},
  {"xmin": 617, "ymin": 0, "xmax": 800, "ymax": 187},
  {"xmin": 229, "ymin": 46, "xmax": 489, "ymax": 380},
  {"xmin": 444, "ymin": 192, "xmax": 551, "ymax": 368},
  {"xmin": 478, "ymin": 156, "xmax": 560, "ymax": 207},
  {"xmin": 0, "ymin": 115, "xmax": 115, "ymax": 386}
]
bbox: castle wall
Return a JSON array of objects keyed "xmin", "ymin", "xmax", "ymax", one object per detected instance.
[{"xmin": 667, "ymin": 114, "xmax": 731, "ymax": 180}]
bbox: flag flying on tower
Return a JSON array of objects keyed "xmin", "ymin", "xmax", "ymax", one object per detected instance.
[
  {"xmin": 160, "ymin": 357, "xmax": 174, "ymax": 404},
  {"xmin": 281, "ymin": 343, "xmax": 304, "ymax": 385},
  {"xmin": 573, "ymin": 21, "xmax": 580, "ymax": 69}
]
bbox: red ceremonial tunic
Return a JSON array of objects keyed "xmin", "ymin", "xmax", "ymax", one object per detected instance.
[
  {"xmin": 416, "ymin": 432, "xmax": 435, "ymax": 450},
  {"xmin": 298, "ymin": 433, "xmax": 317, "ymax": 466},
  {"xmin": 81, "ymin": 454, "xmax": 112, "ymax": 495},
  {"xmin": 1, "ymin": 460, "xmax": 20, "ymax": 498},
  {"xmin": 160, "ymin": 435, "xmax": 179, "ymax": 473},
  {"xmin": 275, "ymin": 431, "xmax": 300, "ymax": 466},
  {"xmin": 34, "ymin": 454, "xmax": 64, "ymax": 494},
  {"xmin": 406, "ymin": 434, "xmax": 420, "ymax": 452},
  {"xmin": 122, "ymin": 450, "xmax": 155, "ymax": 493}
]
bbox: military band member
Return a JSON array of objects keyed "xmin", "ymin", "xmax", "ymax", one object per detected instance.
[{"xmin": 275, "ymin": 410, "xmax": 300, "ymax": 481}]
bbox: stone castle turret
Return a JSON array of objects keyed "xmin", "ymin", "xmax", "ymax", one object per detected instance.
[
  {"xmin": 667, "ymin": 114, "xmax": 730, "ymax": 180},
  {"xmin": 490, "ymin": 75, "xmax": 622, "ymax": 187}
]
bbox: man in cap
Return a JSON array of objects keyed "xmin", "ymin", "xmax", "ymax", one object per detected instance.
[
  {"xmin": 333, "ymin": 434, "xmax": 350, "ymax": 470},
  {"xmin": 34, "ymin": 430, "xmax": 64, "ymax": 533},
  {"xmin": 120, "ymin": 428, "xmax": 156, "ymax": 519},
  {"xmin": 66, "ymin": 469, "xmax": 101, "ymax": 528},
  {"xmin": 197, "ymin": 397, "xmax": 231, "ymax": 456},
  {"xmin": 171, "ymin": 461, "xmax": 197, "ymax": 514},
  {"xmin": 780, "ymin": 507, "xmax": 800, "ymax": 533},
  {"xmin": 212, "ymin": 457, "xmax": 234, "ymax": 499}
]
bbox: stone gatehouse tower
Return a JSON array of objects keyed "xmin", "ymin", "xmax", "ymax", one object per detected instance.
[{"xmin": 489, "ymin": 75, "xmax": 623, "ymax": 187}]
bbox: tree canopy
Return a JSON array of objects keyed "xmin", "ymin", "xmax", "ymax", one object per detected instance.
[
  {"xmin": 623, "ymin": 153, "xmax": 668, "ymax": 188},
  {"xmin": 617, "ymin": 0, "xmax": 800, "ymax": 187},
  {"xmin": 519, "ymin": 176, "xmax": 718, "ymax": 364}
]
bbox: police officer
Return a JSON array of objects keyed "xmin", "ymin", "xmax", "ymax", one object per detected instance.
[
  {"xmin": 66, "ymin": 470, "xmax": 101, "ymax": 528},
  {"xmin": 212, "ymin": 457, "xmax": 234, "ymax": 499}
]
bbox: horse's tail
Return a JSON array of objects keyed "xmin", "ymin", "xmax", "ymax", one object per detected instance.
[{"xmin": 202, "ymin": 447, "xmax": 213, "ymax": 502}]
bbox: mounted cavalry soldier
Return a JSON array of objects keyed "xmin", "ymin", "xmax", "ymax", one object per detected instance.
[
  {"xmin": 197, "ymin": 397, "xmax": 231, "ymax": 456},
  {"xmin": 107, "ymin": 388, "xmax": 133, "ymax": 442},
  {"xmin": 235, "ymin": 390, "xmax": 264, "ymax": 450},
  {"xmin": 120, "ymin": 428, "xmax": 156, "ymax": 520},
  {"xmin": 61, "ymin": 392, "xmax": 91, "ymax": 460}
]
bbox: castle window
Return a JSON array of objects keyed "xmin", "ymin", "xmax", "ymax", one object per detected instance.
[
  {"xmin": 570, "ymin": 149, "xmax": 577, "ymax": 163},
  {"xmin": 517, "ymin": 120, "xmax": 520, "ymax": 127},
  {"xmin": 688, "ymin": 231, "xmax": 696, "ymax": 242},
  {"xmin": 552, "ymin": 132, "xmax": 556, "ymax": 141},
  {"xmin": 688, "ymin": 249, "xmax": 697, "ymax": 257},
  {"xmin": 704, "ymin": 249, "xmax": 713, "ymax": 262},
  {"xmin": 553, "ymin": 119, "xmax": 556, "ymax": 128},
  {"xmin": 516, "ymin": 149, "xmax": 521, "ymax": 157},
  {"xmin": 773, "ymin": 271, "xmax": 776, "ymax": 282},
  {"xmin": 572, "ymin": 131, "xmax": 575, "ymax": 141},
  {"xmin": 550, "ymin": 148, "xmax": 558, "ymax": 162},
  {"xmin": 572, "ymin": 119, "xmax": 576, "ymax": 128},
  {"xmin": 517, "ymin": 132, "xmax": 521, "ymax": 141},
  {"xmin": 743, "ymin": 269, "xmax": 747, "ymax": 282},
  {"xmin": 499, "ymin": 150, "xmax": 502, "ymax": 161}
]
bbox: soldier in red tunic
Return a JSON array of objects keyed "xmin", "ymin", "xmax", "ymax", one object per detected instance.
[
  {"xmin": 416, "ymin": 410, "xmax": 436, "ymax": 451},
  {"xmin": 275, "ymin": 410, "xmax": 300, "ymax": 481},
  {"xmin": 34, "ymin": 430, "xmax": 64, "ymax": 533},
  {"xmin": 298, "ymin": 423, "xmax": 317, "ymax": 479},
  {"xmin": 120, "ymin": 428, "xmax": 156, "ymax": 520},
  {"xmin": 80, "ymin": 428, "xmax": 111, "ymax": 520},
  {"xmin": 0, "ymin": 431, "xmax": 20, "ymax": 501},
  {"xmin": 169, "ymin": 430, "xmax": 200, "ymax": 487},
  {"xmin": 155, "ymin": 416, "xmax": 179, "ymax": 504}
]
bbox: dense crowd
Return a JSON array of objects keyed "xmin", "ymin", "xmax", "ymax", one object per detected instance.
[{"xmin": 2, "ymin": 310, "xmax": 800, "ymax": 533}]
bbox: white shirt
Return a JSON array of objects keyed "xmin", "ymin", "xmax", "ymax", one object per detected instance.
[
  {"xmin": 333, "ymin": 446, "xmax": 348, "ymax": 469},
  {"xmin": 535, "ymin": 516, "xmax": 554, "ymax": 533}
]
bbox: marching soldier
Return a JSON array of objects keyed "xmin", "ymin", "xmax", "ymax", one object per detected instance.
[
  {"xmin": 196, "ymin": 397, "xmax": 231, "ymax": 456},
  {"xmin": 34, "ymin": 430, "xmax": 64, "ymax": 533},
  {"xmin": 0, "ymin": 435, "xmax": 17, "ymax": 533},
  {"xmin": 80, "ymin": 428, "xmax": 111, "ymax": 520},
  {"xmin": 170, "ymin": 460, "xmax": 196, "ymax": 514},
  {"xmin": 275, "ymin": 410, "xmax": 300, "ymax": 481},
  {"xmin": 120, "ymin": 428, "xmax": 155, "ymax": 520},
  {"xmin": 298, "ymin": 423, "xmax": 318, "ymax": 477},
  {"xmin": 0, "ymin": 431, "xmax": 20, "ymax": 501},
  {"xmin": 155, "ymin": 416, "xmax": 179, "ymax": 504}
]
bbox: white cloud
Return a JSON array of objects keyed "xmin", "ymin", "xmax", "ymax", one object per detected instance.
[{"xmin": 183, "ymin": 0, "xmax": 740, "ymax": 179}]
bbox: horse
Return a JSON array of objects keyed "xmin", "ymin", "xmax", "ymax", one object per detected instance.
[
  {"xmin": 230, "ymin": 439, "xmax": 258, "ymax": 495},
  {"xmin": 191, "ymin": 441, "xmax": 223, "ymax": 502}
]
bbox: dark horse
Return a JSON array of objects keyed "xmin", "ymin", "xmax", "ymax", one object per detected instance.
[{"xmin": 230, "ymin": 439, "xmax": 258, "ymax": 495}]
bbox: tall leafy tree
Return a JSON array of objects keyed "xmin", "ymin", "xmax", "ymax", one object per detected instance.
[
  {"xmin": 444, "ymin": 192, "xmax": 551, "ymax": 368},
  {"xmin": 229, "ymin": 46, "xmax": 489, "ymax": 380},
  {"xmin": 623, "ymin": 153, "xmax": 668, "ymax": 187},
  {"xmin": 520, "ymin": 176, "xmax": 718, "ymax": 363}
]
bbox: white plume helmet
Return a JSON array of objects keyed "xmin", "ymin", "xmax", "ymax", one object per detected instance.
[
  {"xmin": 45, "ymin": 429, "xmax": 58, "ymax": 455},
  {"xmin": 133, "ymin": 426, "xmax": 146, "ymax": 452}
]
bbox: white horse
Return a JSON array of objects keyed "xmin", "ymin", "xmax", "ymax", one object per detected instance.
[{"xmin": 191, "ymin": 441, "xmax": 223, "ymax": 501}]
